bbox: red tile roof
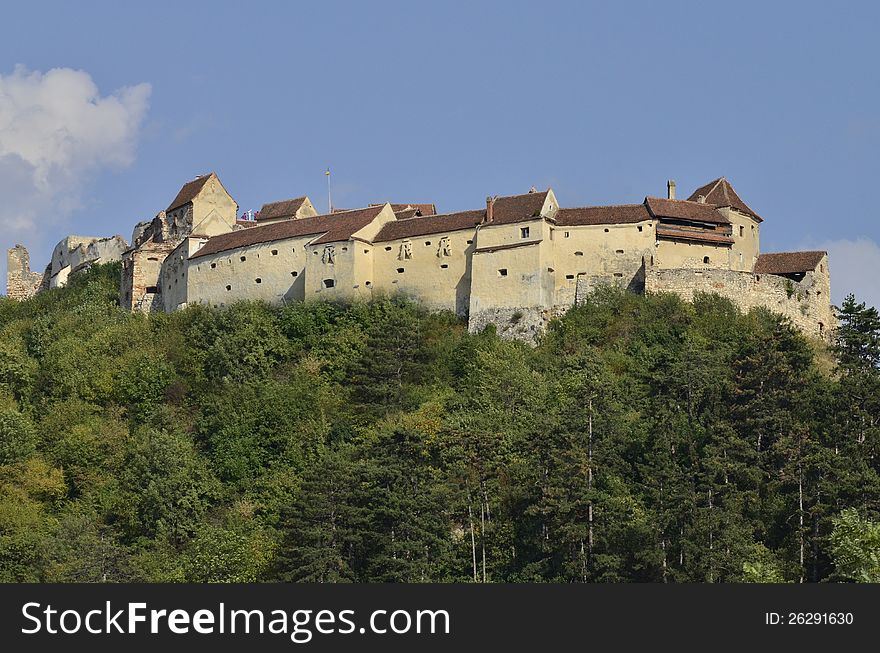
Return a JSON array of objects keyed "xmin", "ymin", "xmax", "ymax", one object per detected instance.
[
  {"xmin": 656, "ymin": 225, "xmax": 734, "ymax": 245},
  {"xmin": 372, "ymin": 203, "xmax": 437, "ymax": 216},
  {"xmin": 474, "ymin": 239, "xmax": 543, "ymax": 254},
  {"xmin": 688, "ymin": 177, "xmax": 763, "ymax": 222},
  {"xmin": 556, "ymin": 204, "xmax": 650, "ymax": 226},
  {"xmin": 645, "ymin": 197, "xmax": 729, "ymax": 225},
  {"xmin": 257, "ymin": 197, "xmax": 310, "ymax": 221},
  {"xmin": 754, "ymin": 251, "xmax": 826, "ymax": 275},
  {"xmin": 489, "ymin": 190, "xmax": 549, "ymax": 225},
  {"xmin": 374, "ymin": 210, "xmax": 483, "ymax": 242},
  {"xmin": 167, "ymin": 173, "xmax": 213, "ymax": 212},
  {"xmin": 190, "ymin": 205, "xmax": 386, "ymax": 259}
]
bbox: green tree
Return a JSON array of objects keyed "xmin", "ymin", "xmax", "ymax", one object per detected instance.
[{"xmin": 829, "ymin": 508, "xmax": 880, "ymax": 582}]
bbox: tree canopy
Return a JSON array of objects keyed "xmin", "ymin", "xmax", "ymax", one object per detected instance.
[{"xmin": 0, "ymin": 263, "xmax": 878, "ymax": 582}]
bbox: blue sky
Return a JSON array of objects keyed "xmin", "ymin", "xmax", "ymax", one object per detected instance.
[{"xmin": 2, "ymin": 1, "xmax": 879, "ymax": 306}]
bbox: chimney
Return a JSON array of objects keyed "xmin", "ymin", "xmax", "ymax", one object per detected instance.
[
  {"xmin": 486, "ymin": 196, "xmax": 495, "ymax": 223},
  {"xmin": 667, "ymin": 180, "xmax": 676, "ymax": 200}
]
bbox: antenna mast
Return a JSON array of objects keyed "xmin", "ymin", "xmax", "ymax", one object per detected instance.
[{"xmin": 325, "ymin": 168, "xmax": 332, "ymax": 213}]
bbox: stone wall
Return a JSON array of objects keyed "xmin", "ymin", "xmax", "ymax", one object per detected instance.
[
  {"xmin": 642, "ymin": 261, "xmax": 834, "ymax": 340},
  {"xmin": 120, "ymin": 240, "xmax": 179, "ymax": 312},
  {"xmin": 6, "ymin": 245, "xmax": 47, "ymax": 300},
  {"xmin": 466, "ymin": 306, "xmax": 553, "ymax": 343}
]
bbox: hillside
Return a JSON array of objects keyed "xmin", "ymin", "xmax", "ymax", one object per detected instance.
[{"xmin": 0, "ymin": 263, "xmax": 878, "ymax": 583}]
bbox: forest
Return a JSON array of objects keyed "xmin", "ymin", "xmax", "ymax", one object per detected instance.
[{"xmin": 1, "ymin": 262, "xmax": 879, "ymax": 583}]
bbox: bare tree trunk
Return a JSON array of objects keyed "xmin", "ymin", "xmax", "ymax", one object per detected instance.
[
  {"xmin": 466, "ymin": 481, "xmax": 477, "ymax": 582},
  {"xmin": 480, "ymin": 495, "xmax": 487, "ymax": 583},
  {"xmin": 481, "ymin": 481, "xmax": 490, "ymax": 583},
  {"xmin": 661, "ymin": 538, "xmax": 667, "ymax": 583},
  {"xmin": 708, "ymin": 488, "xmax": 714, "ymax": 583},
  {"xmin": 587, "ymin": 397, "xmax": 594, "ymax": 568},
  {"xmin": 798, "ymin": 463, "xmax": 805, "ymax": 584}
]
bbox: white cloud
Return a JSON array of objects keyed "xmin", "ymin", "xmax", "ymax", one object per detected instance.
[
  {"xmin": 815, "ymin": 237, "xmax": 880, "ymax": 310},
  {"xmin": 0, "ymin": 65, "xmax": 150, "ymax": 250}
]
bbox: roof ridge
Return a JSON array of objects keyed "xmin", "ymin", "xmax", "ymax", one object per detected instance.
[
  {"xmin": 560, "ymin": 203, "xmax": 644, "ymax": 210},
  {"xmin": 646, "ymin": 195, "xmax": 718, "ymax": 206},
  {"xmin": 263, "ymin": 196, "xmax": 307, "ymax": 204},
  {"xmin": 395, "ymin": 208, "xmax": 483, "ymax": 221},
  {"xmin": 759, "ymin": 249, "xmax": 827, "ymax": 256}
]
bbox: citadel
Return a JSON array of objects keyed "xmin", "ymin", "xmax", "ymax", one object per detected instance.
[{"xmin": 6, "ymin": 173, "xmax": 833, "ymax": 340}]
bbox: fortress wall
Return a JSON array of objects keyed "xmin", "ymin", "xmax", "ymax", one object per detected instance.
[
  {"xmin": 372, "ymin": 229, "xmax": 475, "ymax": 316},
  {"xmin": 723, "ymin": 209, "xmax": 760, "ymax": 272},
  {"xmin": 187, "ymin": 234, "xmax": 314, "ymax": 309},
  {"xmin": 654, "ymin": 239, "xmax": 734, "ymax": 270},
  {"xmin": 550, "ymin": 221, "xmax": 654, "ymax": 308},
  {"xmin": 303, "ymin": 239, "xmax": 371, "ymax": 302},
  {"xmin": 121, "ymin": 241, "xmax": 179, "ymax": 312},
  {"xmin": 83, "ymin": 235, "xmax": 128, "ymax": 267},
  {"xmin": 643, "ymin": 261, "xmax": 834, "ymax": 340},
  {"xmin": 468, "ymin": 239, "xmax": 555, "ymax": 338},
  {"xmin": 6, "ymin": 245, "xmax": 46, "ymax": 301},
  {"xmin": 159, "ymin": 237, "xmax": 207, "ymax": 311}
]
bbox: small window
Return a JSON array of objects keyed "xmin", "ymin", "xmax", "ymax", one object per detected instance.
[
  {"xmin": 240, "ymin": 256, "xmax": 246, "ymax": 262},
  {"xmin": 342, "ymin": 247, "xmax": 348, "ymax": 252},
  {"xmin": 147, "ymin": 257, "xmax": 159, "ymax": 261},
  {"xmin": 547, "ymin": 267, "xmax": 555, "ymax": 273},
  {"xmin": 616, "ymin": 249, "xmax": 624, "ymax": 254},
  {"xmin": 397, "ymin": 267, "xmax": 405, "ymax": 274},
  {"xmin": 498, "ymin": 268, "xmax": 508, "ymax": 277},
  {"xmin": 613, "ymin": 273, "xmax": 623, "ymax": 278},
  {"xmin": 365, "ymin": 281, "xmax": 372, "ymax": 286},
  {"xmin": 291, "ymin": 271, "xmax": 298, "ymax": 277},
  {"xmin": 385, "ymin": 246, "xmax": 392, "ymax": 251},
  {"xmin": 574, "ymin": 251, "xmax": 584, "ymax": 256},
  {"xmin": 271, "ymin": 249, "xmax": 278, "ymax": 256},
  {"xmin": 564, "ymin": 231, "xmax": 570, "ymax": 238},
  {"xmin": 467, "ymin": 240, "xmax": 473, "ymax": 245},
  {"xmin": 703, "ymin": 256, "xmax": 710, "ymax": 264},
  {"xmin": 604, "ymin": 228, "xmax": 609, "ymax": 233},
  {"xmin": 425, "ymin": 241, "xmax": 431, "ymax": 246},
  {"xmin": 520, "ymin": 227, "xmax": 530, "ymax": 239},
  {"xmin": 440, "ymin": 264, "xmax": 448, "ymax": 269},
  {"xmin": 255, "ymin": 278, "xmax": 262, "ymax": 284},
  {"xmin": 146, "ymin": 286, "xmax": 158, "ymax": 293},
  {"xmin": 210, "ymin": 262, "xmax": 217, "ymax": 269},
  {"xmin": 739, "ymin": 226, "xmax": 744, "ymax": 237},
  {"xmin": 323, "ymin": 279, "xmax": 335, "ymax": 288},
  {"xmin": 364, "ymin": 249, "xmax": 369, "ymax": 254},
  {"xmin": 225, "ymin": 285, "xmax": 231, "ymax": 291},
  {"xmin": 638, "ymin": 226, "xmax": 643, "ymax": 232},
  {"xmin": 565, "ymin": 274, "xmax": 574, "ymax": 280}
]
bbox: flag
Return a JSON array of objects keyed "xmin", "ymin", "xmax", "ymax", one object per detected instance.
[{"xmin": 325, "ymin": 168, "xmax": 331, "ymax": 176}]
